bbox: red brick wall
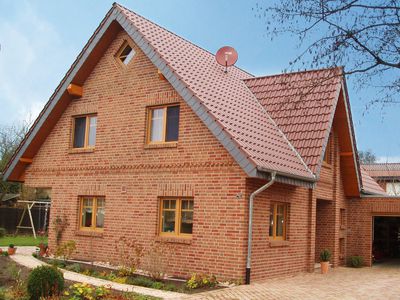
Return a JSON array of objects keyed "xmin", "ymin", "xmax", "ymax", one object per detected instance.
[
  {"xmin": 247, "ymin": 179, "xmax": 313, "ymax": 280},
  {"xmin": 313, "ymin": 130, "xmax": 349, "ymax": 267},
  {"xmin": 21, "ymin": 28, "xmax": 356, "ymax": 281},
  {"xmin": 347, "ymin": 197, "xmax": 400, "ymax": 266},
  {"xmin": 23, "ymin": 30, "xmax": 248, "ymax": 280}
]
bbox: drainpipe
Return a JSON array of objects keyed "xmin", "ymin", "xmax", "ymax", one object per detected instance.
[{"xmin": 245, "ymin": 172, "xmax": 276, "ymax": 284}]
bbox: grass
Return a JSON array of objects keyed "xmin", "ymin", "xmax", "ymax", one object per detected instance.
[{"xmin": 0, "ymin": 235, "xmax": 47, "ymax": 247}]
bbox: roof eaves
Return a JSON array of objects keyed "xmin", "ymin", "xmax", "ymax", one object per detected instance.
[
  {"xmin": 341, "ymin": 79, "xmax": 362, "ymax": 193},
  {"xmin": 314, "ymin": 76, "xmax": 343, "ymax": 180}
]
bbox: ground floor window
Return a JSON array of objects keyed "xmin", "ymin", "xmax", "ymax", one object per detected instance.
[
  {"xmin": 159, "ymin": 198, "xmax": 193, "ymax": 237},
  {"xmin": 79, "ymin": 196, "xmax": 105, "ymax": 231},
  {"xmin": 269, "ymin": 202, "xmax": 288, "ymax": 240}
]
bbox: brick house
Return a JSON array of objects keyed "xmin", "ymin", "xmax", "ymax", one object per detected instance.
[
  {"xmin": 363, "ymin": 163, "xmax": 400, "ymax": 195},
  {"xmin": 3, "ymin": 3, "xmax": 399, "ymax": 283}
]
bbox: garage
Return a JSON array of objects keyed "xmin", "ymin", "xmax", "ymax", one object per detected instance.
[{"xmin": 373, "ymin": 216, "xmax": 400, "ymax": 263}]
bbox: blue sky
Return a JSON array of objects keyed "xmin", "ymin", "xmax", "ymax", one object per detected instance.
[{"xmin": 0, "ymin": 0, "xmax": 399, "ymax": 162}]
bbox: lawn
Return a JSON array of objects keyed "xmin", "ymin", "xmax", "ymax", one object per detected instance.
[{"xmin": 0, "ymin": 235, "xmax": 47, "ymax": 247}]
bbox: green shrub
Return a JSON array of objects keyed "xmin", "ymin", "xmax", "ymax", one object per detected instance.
[
  {"xmin": 348, "ymin": 255, "xmax": 364, "ymax": 268},
  {"xmin": 55, "ymin": 240, "xmax": 76, "ymax": 261},
  {"xmin": 163, "ymin": 283, "xmax": 177, "ymax": 292},
  {"xmin": 64, "ymin": 283, "xmax": 109, "ymax": 300},
  {"xmin": 186, "ymin": 273, "xmax": 218, "ymax": 289},
  {"xmin": 0, "ymin": 287, "xmax": 6, "ymax": 300},
  {"xmin": 1, "ymin": 251, "xmax": 9, "ymax": 257},
  {"xmin": 320, "ymin": 249, "xmax": 331, "ymax": 262},
  {"xmin": 65, "ymin": 263, "xmax": 81, "ymax": 273},
  {"xmin": 151, "ymin": 281, "xmax": 164, "ymax": 290},
  {"xmin": 27, "ymin": 265, "xmax": 64, "ymax": 300},
  {"xmin": 0, "ymin": 228, "xmax": 6, "ymax": 238},
  {"xmin": 126, "ymin": 276, "xmax": 154, "ymax": 288}
]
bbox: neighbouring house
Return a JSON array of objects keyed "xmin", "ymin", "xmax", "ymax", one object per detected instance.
[
  {"xmin": 363, "ymin": 163, "xmax": 400, "ymax": 196},
  {"xmin": 2, "ymin": 3, "xmax": 400, "ymax": 283}
]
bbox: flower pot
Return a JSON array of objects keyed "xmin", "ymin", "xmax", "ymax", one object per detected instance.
[
  {"xmin": 39, "ymin": 243, "xmax": 48, "ymax": 257},
  {"xmin": 8, "ymin": 247, "xmax": 16, "ymax": 255},
  {"xmin": 321, "ymin": 261, "xmax": 329, "ymax": 274}
]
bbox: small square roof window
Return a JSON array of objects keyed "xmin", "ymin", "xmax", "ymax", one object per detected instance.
[{"xmin": 117, "ymin": 42, "xmax": 135, "ymax": 65}]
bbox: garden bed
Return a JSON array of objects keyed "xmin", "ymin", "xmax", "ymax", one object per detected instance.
[
  {"xmin": 40, "ymin": 256, "xmax": 224, "ymax": 294},
  {"xmin": 0, "ymin": 256, "xmax": 160, "ymax": 300}
]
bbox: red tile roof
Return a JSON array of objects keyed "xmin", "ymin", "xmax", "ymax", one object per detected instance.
[
  {"xmin": 116, "ymin": 4, "xmax": 314, "ymax": 180},
  {"xmin": 244, "ymin": 68, "xmax": 342, "ymax": 174},
  {"xmin": 360, "ymin": 168, "xmax": 387, "ymax": 195},
  {"xmin": 362, "ymin": 163, "xmax": 400, "ymax": 178}
]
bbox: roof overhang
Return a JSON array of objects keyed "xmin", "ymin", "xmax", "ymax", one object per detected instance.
[{"xmin": 2, "ymin": 4, "xmax": 318, "ymax": 187}]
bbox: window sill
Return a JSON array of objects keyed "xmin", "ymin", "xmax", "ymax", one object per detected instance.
[
  {"xmin": 155, "ymin": 236, "xmax": 192, "ymax": 245},
  {"xmin": 69, "ymin": 148, "xmax": 95, "ymax": 154},
  {"xmin": 75, "ymin": 230, "xmax": 103, "ymax": 238},
  {"xmin": 144, "ymin": 142, "xmax": 178, "ymax": 149},
  {"xmin": 269, "ymin": 240, "xmax": 290, "ymax": 247}
]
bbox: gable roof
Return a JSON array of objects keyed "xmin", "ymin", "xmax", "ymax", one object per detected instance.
[
  {"xmin": 362, "ymin": 163, "xmax": 400, "ymax": 179},
  {"xmin": 244, "ymin": 68, "xmax": 342, "ymax": 175},
  {"xmin": 360, "ymin": 168, "xmax": 387, "ymax": 195},
  {"xmin": 3, "ymin": 3, "xmax": 315, "ymax": 186},
  {"xmin": 2, "ymin": 3, "xmax": 365, "ymax": 194}
]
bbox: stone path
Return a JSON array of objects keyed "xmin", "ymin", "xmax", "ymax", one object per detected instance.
[
  {"xmin": 4, "ymin": 247, "xmax": 184, "ymax": 300},
  {"xmin": 181, "ymin": 264, "xmax": 400, "ymax": 300}
]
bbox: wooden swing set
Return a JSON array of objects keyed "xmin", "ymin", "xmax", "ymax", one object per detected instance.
[{"xmin": 15, "ymin": 200, "xmax": 51, "ymax": 239}]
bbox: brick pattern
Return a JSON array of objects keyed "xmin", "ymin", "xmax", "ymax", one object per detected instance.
[
  {"xmin": 21, "ymin": 28, "xmax": 368, "ymax": 282},
  {"xmin": 23, "ymin": 31, "xmax": 248, "ymax": 280}
]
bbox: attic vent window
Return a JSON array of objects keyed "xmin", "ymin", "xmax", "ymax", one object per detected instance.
[{"xmin": 117, "ymin": 42, "xmax": 135, "ymax": 65}]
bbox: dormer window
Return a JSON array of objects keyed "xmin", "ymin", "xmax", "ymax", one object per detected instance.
[{"xmin": 116, "ymin": 41, "xmax": 135, "ymax": 66}]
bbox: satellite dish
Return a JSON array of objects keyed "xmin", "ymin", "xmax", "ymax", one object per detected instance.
[{"xmin": 215, "ymin": 46, "xmax": 238, "ymax": 73}]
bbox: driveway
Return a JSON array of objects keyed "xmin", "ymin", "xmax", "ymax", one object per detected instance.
[{"xmin": 185, "ymin": 263, "xmax": 400, "ymax": 300}]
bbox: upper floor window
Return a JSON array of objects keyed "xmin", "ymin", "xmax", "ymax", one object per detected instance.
[
  {"xmin": 73, "ymin": 115, "xmax": 97, "ymax": 149},
  {"xmin": 147, "ymin": 105, "xmax": 180, "ymax": 144},
  {"xmin": 159, "ymin": 198, "xmax": 193, "ymax": 237},
  {"xmin": 79, "ymin": 196, "xmax": 105, "ymax": 231},
  {"xmin": 116, "ymin": 41, "xmax": 135, "ymax": 66},
  {"xmin": 269, "ymin": 202, "xmax": 288, "ymax": 240}
]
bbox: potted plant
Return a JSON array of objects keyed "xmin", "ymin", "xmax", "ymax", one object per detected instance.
[
  {"xmin": 8, "ymin": 244, "xmax": 16, "ymax": 255},
  {"xmin": 38, "ymin": 243, "xmax": 48, "ymax": 257},
  {"xmin": 320, "ymin": 249, "xmax": 331, "ymax": 274}
]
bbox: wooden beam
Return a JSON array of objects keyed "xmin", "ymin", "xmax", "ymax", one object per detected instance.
[
  {"xmin": 19, "ymin": 158, "xmax": 33, "ymax": 164},
  {"xmin": 340, "ymin": 152, "xmax": 353, "ymax": 157},
  {"xmin": 158, "ymin": 69, "xmax": 166, "ymax": 81},
  {"xmin": 67, "ymin": 84, "xmax": 83, "ymax": 98}
]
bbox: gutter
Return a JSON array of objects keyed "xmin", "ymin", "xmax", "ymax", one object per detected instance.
[{"xmin": 245, "ymin": 172, "xmax": 276, "ymax": 284}]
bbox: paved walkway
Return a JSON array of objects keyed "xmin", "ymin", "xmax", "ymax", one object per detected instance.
[
  {"xmin": 7, "ymin": 247, "xmax": 400, "ymax": 299},
  {"xmin": 182, "ymin": 264, "xmax": 400, "ymax": 300},
  {"xmin": 4, "ymin": 247, "xmax": 183, "ymax": 300}
]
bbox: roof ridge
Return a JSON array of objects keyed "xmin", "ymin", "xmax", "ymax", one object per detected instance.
[
  {"xmin": 243, "ymin": 66, "xmax": 343, "ymax": 82},
  {"xmin": 114, "ymin": 2, "xmax": 254, "ymax": 78}
]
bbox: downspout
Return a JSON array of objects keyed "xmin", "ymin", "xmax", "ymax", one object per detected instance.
[{"xmin": 245, "ymin": 172, "xmax": 276, "ymax": 284}]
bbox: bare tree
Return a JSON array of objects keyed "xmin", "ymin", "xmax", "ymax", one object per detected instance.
[
  {"xmin": 358, "ymin": 149, "xmax": 377, "ymax": 164},
  {"xmin": 254, "ymin": 0, "xmax": 400, "ymax": 107},
  {"xmin": 0, "ymin": 121, "xmax": 30, "ymax": 201}
]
